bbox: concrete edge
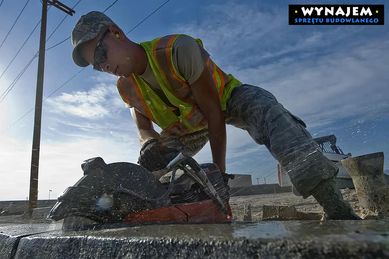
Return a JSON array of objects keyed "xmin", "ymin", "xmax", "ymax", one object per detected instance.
[{"xmin": 8, "ymin": 235, "xmax": 389, "ymax": 258}]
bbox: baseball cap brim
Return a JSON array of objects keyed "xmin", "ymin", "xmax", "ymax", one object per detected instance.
[
  {"xmin": 72, "ymin": 44, "xmax": 90, "ymax": 67},
  {"xmin": 71, "ymin": 11, "xmax": 115, "ymax": 67},
  {"xmin": 72, "ymin": 30, "xmax": 104, "ymax": 67}
]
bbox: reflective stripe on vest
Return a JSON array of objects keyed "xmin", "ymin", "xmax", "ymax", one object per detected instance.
[{"xmin": 117, "ymin": 34, "xmax": 241, "ymax": 135}]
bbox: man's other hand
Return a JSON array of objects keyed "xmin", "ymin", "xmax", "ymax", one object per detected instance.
[{"xmin": 137, "ymin": 139, "xmax": 179, "ymax": 172}]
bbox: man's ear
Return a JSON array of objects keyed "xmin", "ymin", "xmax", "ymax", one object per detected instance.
[{"xmin": 108, "ymin": 25, "xmax": 124, "ymax": 40}]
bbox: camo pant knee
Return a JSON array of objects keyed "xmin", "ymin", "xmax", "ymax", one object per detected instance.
[{"xmin": 225, "ymin": 84, "xmax": 337, "ymax": 197}]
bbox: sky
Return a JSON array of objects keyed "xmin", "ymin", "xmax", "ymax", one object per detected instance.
[{"xmin": 0, "ymin": 0, "xmax": 388, "ymax": 201}]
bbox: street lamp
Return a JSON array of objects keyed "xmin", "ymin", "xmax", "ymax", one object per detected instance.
[{"xmin": 48, "ymin": 189, "xmax": 52, "ymax": 200}]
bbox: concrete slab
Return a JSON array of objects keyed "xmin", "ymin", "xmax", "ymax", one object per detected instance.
[
  {"xmin": 0, "ymin": 220, "xmax": 388, "ymax": 258},
  {"xmin": 0, "ymin": 220, "xmax": 62, "ymax": 259}
]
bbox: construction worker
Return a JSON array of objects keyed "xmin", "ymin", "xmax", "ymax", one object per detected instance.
[{"xmin": 71, "ymin": 11, "xmax": 360, "ymax": 220}]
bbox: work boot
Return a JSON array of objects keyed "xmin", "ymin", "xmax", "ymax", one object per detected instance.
[{"xmin": 311, "ymin": 178, "xmax": 361, "ymax": 220}]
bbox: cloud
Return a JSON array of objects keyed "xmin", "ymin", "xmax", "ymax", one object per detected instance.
[
  {"xmin": 173, "ymin": 2, "xmax": 285, "ymax": 66},
  {"xmin": 244, "ymin": 38, "xmax": 389, "ymax": 129},
  {"xmin": 45, "ymin": 116, "xmax": 138, "ymax": 142},
  {"xmin": 46, "ymin": 82, "xmax": 124, "ymax": 119}
]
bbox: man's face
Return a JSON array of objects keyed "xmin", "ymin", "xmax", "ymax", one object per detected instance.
[{"xmin": 79, "ymin": 26, "xmax": 134, "ymax": 77}]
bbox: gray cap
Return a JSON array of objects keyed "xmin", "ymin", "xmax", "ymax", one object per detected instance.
[{"xmin": 72, "ymin": 11, "xmax": 115, "ymax": 67}]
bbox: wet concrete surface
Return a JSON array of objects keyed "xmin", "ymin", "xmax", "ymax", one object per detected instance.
[
  {"xmin": 1, "ymin": 189, "xmax": 389, "ymax": 258},
  {"xmin": 1, "ymin": 218, "xmax": 388, "ymax": 258},
  {"xmin": 1, "ymin": 190, "xmax": 388, "ymax": 258}
]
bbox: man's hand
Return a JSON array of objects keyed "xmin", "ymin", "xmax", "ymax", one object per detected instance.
[{"xmin": 138, "ymin": 139, "xmax": 179, "ymax": 172}]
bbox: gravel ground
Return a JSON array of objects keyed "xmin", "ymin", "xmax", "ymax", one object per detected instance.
[{"xmin": 229, "ymin": 189, "xmax": 360, "ymax": 221}]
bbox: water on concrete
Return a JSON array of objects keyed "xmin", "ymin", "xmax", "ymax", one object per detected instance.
[{"xmin": 53, "ymin": 219, "xmax": 389, "ymax": 242}]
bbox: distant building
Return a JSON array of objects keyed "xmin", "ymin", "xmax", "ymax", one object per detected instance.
[{"xmin": 229, "ymin": 174, "xmax": 252, "ymax": 188}]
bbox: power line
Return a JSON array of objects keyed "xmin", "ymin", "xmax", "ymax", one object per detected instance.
[
  {"xmin": 46, "ymin": 0, "xmax": 121, "ymax": 52},
  {"xmin": 2, "ymin": 68, "xmax": 84, "ymax": 133},
  {"xmin": 46, "ymin": 68, "xmax": 85, "ymax": 99},
  {"xmin": 46, "ymin": 0, "xmax": 83, "ymax": 43},
  {"xmin": 0, "ymin": 20, "xmax": 40, "ymax": 80},
  {"xmin": 0, "ymin": 0, "xmax": 80, "ymax": 81},
  {"xmin": 126, "ymin": 0, "xmax": 171, "ymax": 34},
  {"xmin": 0, "ymin": 7, "xmax": 56, "ymax": 80},
  {"xmin": 46, "ymin": 36, "xmax": 69, "ymax": 51},
  {"xmin": 0, "ymin": 0, "xmax": 82, "ymax": 101},
  {"xmin": 103, "ymin": 0, "xmax": 120, "ymax": 13},
  {"xmin": 0, "ymin": 0, "xmax": 31, "ymax": 50},
  {"xmin": 0, "ymin": 20, "xmax": 43, "ymax": 101},
  {"xmin": 45, "ymin": 0, "xmax": 83, "ymax": 50},
  {"xmin": 5, "ymin": 107, "xmax": 34, "ymax": 130},
  {"xmin": 1, "ymin": 0, "xmax": 121, "ymax": 118},
  {"xmin": 5, "ymin": 0, "xmax": 171, "ymax": 130},
  {"xmin": 0, "ymin": 53, "xmax": 38, "ymax": 103}
]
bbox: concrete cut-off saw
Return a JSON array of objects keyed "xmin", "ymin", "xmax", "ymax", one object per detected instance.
[{"xmin": 48, "ymin": 153, "xmax": 232, "ymax": 230}]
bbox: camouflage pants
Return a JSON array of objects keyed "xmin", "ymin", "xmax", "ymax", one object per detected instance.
[{"xmin": 161, "ymin": 84, "xmax": 337, "ymax": 197}]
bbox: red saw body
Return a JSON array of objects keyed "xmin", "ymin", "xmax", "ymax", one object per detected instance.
[{"xmin": 125, "ymin": 200, "xmax": 232, "ymax": 225}]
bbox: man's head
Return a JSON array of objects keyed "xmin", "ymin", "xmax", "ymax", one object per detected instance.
[{"xmin": 72, "ymin": 11, "xmax": 144, "ymax": 77}]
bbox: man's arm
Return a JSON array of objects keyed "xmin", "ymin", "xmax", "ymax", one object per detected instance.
[
  {"xmin": 116, "ymin": 77, "xmax": 160, "ymax": 144},
  {"xmin": 190, "ymin": 64, "xmax": 226, "ymax": 173},
  {"xmin": 131, "ymin": 108, "xmax": 160, "ymax": 145},
  {"xmin": 172, "ymin": 35, "xmax": 226, "ymax": 172}
]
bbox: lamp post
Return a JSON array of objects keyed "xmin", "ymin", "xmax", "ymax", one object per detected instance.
[{"xmin": 48, "ymin": 189, "xmax": 52, "ymax": 200}]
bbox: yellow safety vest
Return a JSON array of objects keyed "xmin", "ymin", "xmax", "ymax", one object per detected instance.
[{"xmin": 117, "ymin": 34, "xmax": 241, "ymax": 136}]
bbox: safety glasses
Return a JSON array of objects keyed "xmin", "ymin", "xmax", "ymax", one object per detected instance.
[{"xmin": 93, "ymin": 29, "xmax": 110, "ymax": 71}]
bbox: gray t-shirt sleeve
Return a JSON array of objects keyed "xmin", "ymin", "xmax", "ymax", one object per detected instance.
[{"xmin": 173, "ymin": 35, "xmax": 210, "ymax": 85}]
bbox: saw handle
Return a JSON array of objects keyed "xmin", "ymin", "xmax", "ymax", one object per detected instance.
[
  {"xmin": 166, "ymin": 152, "xmax": 202, "ymax": 171},
  {"xmin": 165, "ymin": 153, "xmax": 228, "ymax": 214}
]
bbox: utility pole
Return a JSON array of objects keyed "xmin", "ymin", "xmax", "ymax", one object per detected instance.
[{"xmin": 28, "ymin": 0, "xmax": 74, "ymax": 216}]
